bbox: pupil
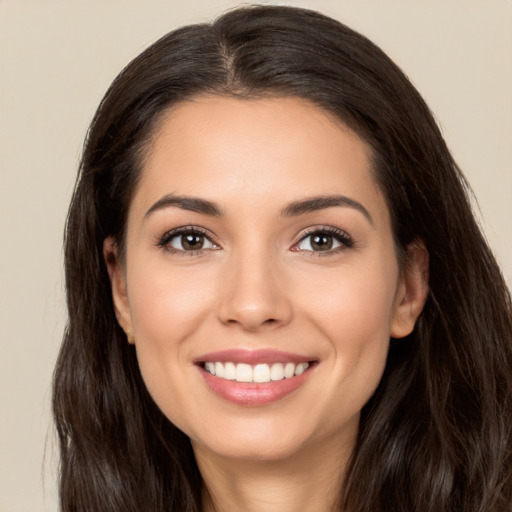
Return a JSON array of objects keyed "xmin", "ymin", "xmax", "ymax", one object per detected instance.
[
  {"xmin": 182, "ymin": 234, "xmax": 203, "ymax": 250},
  {"xmin": 312, "ymin": 234, "xmax": 332, "ymax": 251}
]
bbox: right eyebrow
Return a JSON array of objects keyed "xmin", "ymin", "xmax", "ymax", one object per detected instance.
[
  {"xmin": 281, "ymin": 194, "xmax": 374, "ymax": 226},
  {"xmin": 144, "ymin": 194, "xmax": 224, "ymax": 219}
]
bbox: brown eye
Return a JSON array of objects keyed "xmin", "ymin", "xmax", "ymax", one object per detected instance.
[
  {"xmin": 162, "ymin": 230, "xmax": 217, "ymax": 252},
  {"xmin": 295, "ymin": 229, "xmax": 353, "ymax": 253},
  {"xmin": 180, "ymin": 233, "xmax": 206, "ymax": 250},
  {"xmin": 310, "ymin": 234, "xmax": 334, "ymax": 251}
]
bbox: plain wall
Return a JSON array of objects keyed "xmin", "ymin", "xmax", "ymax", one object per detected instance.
[{"xmin": 1, "ymin": 1, "xmax": 510, "ymax": 510}]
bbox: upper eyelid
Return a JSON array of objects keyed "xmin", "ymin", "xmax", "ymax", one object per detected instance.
[
  {"xmin": 161, "ymin": 225, "xmax": 215, "ymax": 238},
  {"xmin": 292, "ymin": 226, "xmax": 354, "ymax": 251},
  {"xmin": 295, "ymin": 225, "xmax": 352, "ymax": 241},
  {"xmin": 157, "ymin": 225, "xmax": 220, "ymax": 247}
]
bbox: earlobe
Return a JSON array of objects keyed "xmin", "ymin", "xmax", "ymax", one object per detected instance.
[
  {"xmin": 103, "ymin": 237, "xmax": 134, "ymax": 341},
  {"xmin": 390, "ymin": 239, "xmax": 429, "ymax": 339}
]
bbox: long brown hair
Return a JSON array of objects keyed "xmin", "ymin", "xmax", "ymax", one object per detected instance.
[{"xmin": 53, "ymin": 5, "xmax": 512, "ymax": 511}]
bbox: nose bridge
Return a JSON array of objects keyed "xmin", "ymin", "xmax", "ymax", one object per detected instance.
[{"xmin": 217, "ymin": 241, "xmax": 292, "ymax": 330}]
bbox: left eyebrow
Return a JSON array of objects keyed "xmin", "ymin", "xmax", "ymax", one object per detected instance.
[
  {"xmin": 280, "ymin": 195, "xmax": 374, "ymax": 225},
  {"xmin": 144, "ymin": 194, "xmax": 224, "ymax": 219}
]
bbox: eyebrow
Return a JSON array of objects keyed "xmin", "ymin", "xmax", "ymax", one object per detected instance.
[
  {"xmin": 144, "ymin": 193, "xmax": 373, "ymax": 225},
  {"xmin": 281, "ymin": 195, "xmax": 374, "ymax": 225},
  {"xmin": 145, "ymin": 194, "xmax": 224, "ymax": 219}
]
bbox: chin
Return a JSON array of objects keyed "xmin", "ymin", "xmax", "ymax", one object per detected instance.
[
  {"xmin": 193, "ymin": 436, "xmax": 308, "ymax": 463},
  {"xmin": 188, "ymin": 410, "xmax": 353, "ymax": 464}
]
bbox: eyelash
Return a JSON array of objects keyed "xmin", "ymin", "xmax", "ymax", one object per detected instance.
[
  {"xmin": 156, "ymin": 225, "xmax": 354, "ymax": 256},
  {"xmin": 157, "ymin": 226, "xmax": 219, "ymax": 256},
  {"xmin": 292, "ymin": 226, "xmax": 354, "ymax": 256}
]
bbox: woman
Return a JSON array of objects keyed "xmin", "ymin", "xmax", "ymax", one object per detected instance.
[{"xmin": 52, "ymin": 5, "xmax": 512, "ymax": 511}]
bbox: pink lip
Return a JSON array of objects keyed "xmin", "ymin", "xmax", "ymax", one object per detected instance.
[
  {"xmin": 199, "ymin": 367, "xmax": 312, "ymax": 406},
  {"xmin": 194, "ymin": 349, "xmax": 312, "ymax": 365},
  {"xmin": 194, "ymin": 349, "xmax": 317, "ymax": 407}
]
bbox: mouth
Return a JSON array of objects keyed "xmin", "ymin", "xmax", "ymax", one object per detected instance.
[
  {"xmin": 201, "ymin": 361, "xmax": 311, "ymax": 383},
  {"xmin": 194, "ymin": 350, "xmax": 317, "ymax": 406}
]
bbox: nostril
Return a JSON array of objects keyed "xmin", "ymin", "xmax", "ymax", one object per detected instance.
[{"xmin": 224, "ymin": 316, "xmax": 280, "ymax": 331}]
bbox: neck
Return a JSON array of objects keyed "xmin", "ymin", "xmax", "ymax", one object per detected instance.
[{"xmin": 194, "ymin": 428, "xmax": 355, "ymax": 512}]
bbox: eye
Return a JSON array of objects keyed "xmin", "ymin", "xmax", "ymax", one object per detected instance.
[
  {"xmin": 294, "ymin": 228, "xmax": 353, "ymax": 253},
  {"xmin": 158, "ymin": 227, "xmax": 219, "ymax": 254},
  {"xmin": 169, "ymin": 232, "xmax": 214, "ymax": 251}
]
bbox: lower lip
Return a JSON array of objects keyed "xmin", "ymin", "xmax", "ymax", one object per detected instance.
[{"xmin": 198, "ymin": 366, "xmax": 312, "ymax": 407}]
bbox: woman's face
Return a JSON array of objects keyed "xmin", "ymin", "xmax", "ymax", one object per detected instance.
[{"xmin": 107, "ymin": 96, "xmax": 426, "ymax": 462}]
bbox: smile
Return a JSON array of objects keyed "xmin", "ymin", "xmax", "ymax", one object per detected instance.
[
  {"xmin": 195, "ymin": 350, "xmax": 317, "ymax": 406},
  {"xmin": 203, "ymin": 361, "xmax": 310, "ymax": 383}
]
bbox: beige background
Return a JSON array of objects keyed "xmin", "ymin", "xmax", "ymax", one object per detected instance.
[{"xmin": 1, "ymin": 1, "xmax": 510, "ymax": 510}]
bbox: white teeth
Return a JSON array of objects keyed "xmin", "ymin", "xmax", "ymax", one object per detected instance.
[
  {"xmin": 253, "ymin": 364, "xmax": 271, "ymax": 383},
  {"xmin": 204, "ymin": 361, "xmax": 310, "ymax": 383},
  {"xmin": 235, "ymin": 363, "xmax": 253, "ymax": 382},
  {"xmin": 270, "ymin": 363, "xmax": 284, "ymax": 381},
  {"xmin": 295, "ymin": 362, "xmax": 308, "ymax": 376},
  {"xmin": 284, "ymin": 362, "xmax": 295, "ymax": 378},
  {"xmin": 215, "ymin": 362, "xmax": 224, "ymax": 379},
  {"xmin": 224, "ymin": 362, "xmax": 236, "ymax": 380}
]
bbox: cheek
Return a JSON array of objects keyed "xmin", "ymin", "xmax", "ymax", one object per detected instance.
[
  {"xmin": 297, "ymin": 256, "xmax": 399, "ymax": 393},
  {"xmin": 299, "ymin": 259, "xmax": 399, "ymax": 342},
  {"xmin": 127, "ymin": 258, "xmax": 215, "ymax": 343},
  {"xmin": 125, "ymin": 259, "xmax": 217, "ymax": 411},
  {"xmin": 293, "ymin": 265, "xmax": 397, "ymax": 434}
]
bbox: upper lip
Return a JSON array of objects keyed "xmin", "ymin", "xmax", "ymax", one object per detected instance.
[{"xmin": 194, "ymin": 349, "xmax": 315, "ymax": 365}]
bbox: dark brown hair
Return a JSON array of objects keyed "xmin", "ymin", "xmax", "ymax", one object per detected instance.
[{"xmin": 53, "ymin": 5, "xmax": 512, "ymax": 511}]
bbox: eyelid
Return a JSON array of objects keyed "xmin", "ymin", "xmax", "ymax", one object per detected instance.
[
  {"xmin": 291, "ymin": 225, "xmax": 354, "ymax": 253},
  {"xmin": 156, "ymin": 225, "xmax": 221, "ymax": 254}
]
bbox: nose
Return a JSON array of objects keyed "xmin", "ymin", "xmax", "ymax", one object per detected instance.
[{"xmin": 217, "ymin": 250, "xmax": 293, "ymax": 332}]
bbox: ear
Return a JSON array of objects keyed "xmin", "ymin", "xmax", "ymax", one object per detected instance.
[
  {"xmin": 103, "ymin": 237, "xmax": 135, "ymax": 344},
  {"xmin": 390, "ymin": 238, "xmax": 429, "ymax": 339}
]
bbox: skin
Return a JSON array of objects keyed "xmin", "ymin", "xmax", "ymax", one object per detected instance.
[{"xmin": 105, "ymin": 96, "xmax": 428, "ymax": 512}]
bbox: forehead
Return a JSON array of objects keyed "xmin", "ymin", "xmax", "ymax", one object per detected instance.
[{"xmin": 133, "ymin": 95, "xmax": 388, "ymax": 222}]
